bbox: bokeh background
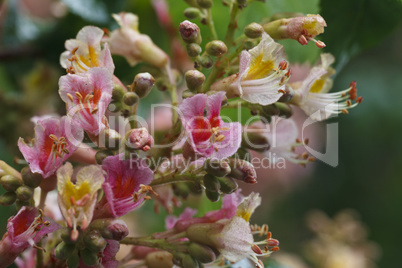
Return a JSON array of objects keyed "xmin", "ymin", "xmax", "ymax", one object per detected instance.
[{"xmin": 1, "ymin": 0, "xmax": 401, "ymax": 267}]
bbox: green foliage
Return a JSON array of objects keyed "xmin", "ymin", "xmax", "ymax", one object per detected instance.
[{"xmin": 320, "ymin": 0, "xmax": 402, "ymax": 70}]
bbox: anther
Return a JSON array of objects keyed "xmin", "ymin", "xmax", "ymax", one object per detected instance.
[
  {"xmin": 304, "ymin": 138, "xmax": 309, "ymax": 145},
  {"xmin": 278, "ymin": 60, "xmax": 287, "ymax": 70},
  {"xmin": 341, "ymin": 109, "xmax": 349, "ymax": 114},
  {"xmin": 298, "ymin": 35, "xmax": 308, "ymax": 45},
  {"xmin": 75, "ymin": 92, "xmax": 83, "ymax": 99},
  {"xmin": 67, "ymin": 93, "xmax": 74, "ymax": 102},
  {"xmin": 356, "ymin": 96, "xmax": 363, "ymax": 104},
  {"xmin": 266, "ymin": 232, "xmax": 272, "ymax": 239},
  {"xmin": 71, "ymin": 47, "xmax": 79, "ymax": 55},
  {"xmin": 315, "ymin": 40, "xmax": 326, "ymax": 48},
  {"xmin": 251, "ymin": 244, "xmax": 263, "ymax": 255},
  {"xmin": 346, "ymin": 100, "xmax": 352, "ymax": 106},
  {"xmin": 271, "ymin": 246, "xmax": 280, "ymax": 252},
  {"xmin": 278, "ymin": 89, "xmax": 286, "ymax": 94}
]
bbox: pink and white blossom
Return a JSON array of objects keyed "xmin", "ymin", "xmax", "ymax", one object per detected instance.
[
  {"xmin": 18, "ymin": 116, "xmax": 83, "ymax": 178},
  {"xmin": 179, "ymin": 92, "xmax": 242, "ymax": 159},
  {"xmin": 211, "ymin": 33, "xmax": 290, "ymax": 105},
  {"xmin": 0, "ymin": 207, "xmax": 60, "ymax": 267},
  {"xmin": 58, "ymin": 67, "xmax": 113, "ymax": 135},
  {"xmin": 60, "ymin": 26, "xmax": 114, "ymax": 74},
  {"xmin": 94, "ymin": 154, "xmax": 153, "ymax": 218}
]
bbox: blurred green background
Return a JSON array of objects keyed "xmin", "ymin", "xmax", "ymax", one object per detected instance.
[{"xmin": 0, "ymin": 0, "xmax": 401, "ymax": 267}]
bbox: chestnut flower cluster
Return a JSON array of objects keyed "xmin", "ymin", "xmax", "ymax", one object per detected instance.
[{"xmin": 0, "ymin": 1, "xmax": 361, "ymax": 268}]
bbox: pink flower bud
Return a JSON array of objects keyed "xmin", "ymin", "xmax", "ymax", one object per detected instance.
[{"xmin": 126, "ymin": 127, "xmax": 154, "ymax": 152}]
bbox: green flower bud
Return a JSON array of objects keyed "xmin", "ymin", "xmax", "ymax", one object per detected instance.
[
  {"xmin": 186, "ymin": 43, "xmax": 202, "ymax": 57},
  {"xmin": 61, "ymin": 228, "xmax": 78, "ymax": 244},
  {"xmin": 21, "ymin": 167, "xmax": 43, "ymax": 188},
  {"xmin": 185, "ymin": 70, "xmax": 205, "ymax": 92},
  {"xmin": 179, "ymin": 21, "xmax": 202, "ymax": 44},
  {"xmin": 145, "ymin": 251, "xmax": 174, "ymax": 268},
  {"xmin": 1, "ymin": 174, "xmax": 23, "ymax": 192},
  {"xmin": 123, "ymin": 92, "xmax": 139, "ymax": 106},
  {"xmin": 197, "ymin": 0, "xmax": 213, "ymax": 8},
  {"xmin": 205, "ymin": 189, "xmax": 220, "ymax": 202},
  {"xmin": 112, "ymin": 85, "xmax": 126, "ymax": 101},
  {"xmin": 205, "ymin": 41, "xmax": 227, "ymax": 57},
  {"xmin": 66, "ymin": 250, "xmax": 79, "ymax": 268},
  {"xmin": 261, "ymin": 104, "xmax": 280, "ymax": 117},
  {"xmin": 173, "ymin": 182, "xmax": 190, "ymax": 199},
  {"xmin": 156, "ymin": 78, "xmax": 169, "ymax": 91},
  {"xmin": 83, "ymin": 230, "xmax": 107, "ymax": 253},
  {"xmin": 88, "ymin": 218, "xmax": 129, "ymax": 241},
  {"xmin": 244, "ymin": 39, "xmax": 258, "ymax": 50},
  {"xmin": 235, "ymin": 147, "xmax": 252, "ymax": 161},
  {"xmin": 95, "ymin": 150, "xmax": 111, "ymax": 165},
  {"xmin": 182, "ymin": 89, "xmax": 195, "ymax": 99},
  {"xmin": 108, "ymin": 100, "xmax": 122, "ymax": 112},
  {"xmin": 203, "ymin": 174, "xmax": 220, "ymax": 192},
  {"xmin": 99, "ymin": 128, "xmax": 122, "ymax": 150},
  {"xmin": 216, "ymin": 177, "xmax": 238, "ymax": 194},
  {"xmin": 55, "ymin": 241, "xmax": 75, "ymax": 260},
  {"xmin": 244, "ymin": 22, "xmax": 264, "ymax": 38},
  {"xmin": 203, "ymin": 158, "xmax": 231, "ymax": 177},
  {"xmin": 188, "ymin": 242, "xmax": 216, "ymax": 263},
  {"xmin": 242, "ymin": 131, "xmax": 270, "ymax": 152},
  {"xmin": 131, "ymin": 72, "xmax": 155, "ymax": 98},
  {"xmin": 0, "ymin": 191, "xmax": 17, "ymax": 206},
  {"xmin": 80, "ymin": 249, "xmax": 98, "ymax": 266},
  {"xmin": 275, "ymin": 102, "xmax": 293, "ymax": 118},
  {"xmin": 182, "ymin": 254, "xmax": 199, "ymax": 268},
  {"xmin": 188, "ymin": 182, "xmax": 203, "ymax": 195},
  {"xmin": 228, "ymin": 158, "xmax": 257, "ymax": 184},
  {"xmin": 199, "ymin": 55, "xmax": 213, "ymax": 69},
  {"xmin": 278, "ymin": 85, "xmax": 294, "ymax": 103},
  {"xmin": 16, "ymin": 185, "xmax": 34, "ymax": 201},
  {"xmin": 237, "ymin": 0, "xmax": 247, "ymax": 8},
  {"xmin": 184, "ymin": 7, "xmax": 201, "ymax": 19}
]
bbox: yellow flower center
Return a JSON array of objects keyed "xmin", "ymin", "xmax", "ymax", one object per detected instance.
[
  {"xmin": 63, "ymin": 180, "xmax": 91, "ymax": 207},
  {"xmin": 244, "ymin": 54, "xmax": 274, "ymax": 81},
  {"xmin": 310, "ymin": 78, "xmax": 325, "ymax": 93}
]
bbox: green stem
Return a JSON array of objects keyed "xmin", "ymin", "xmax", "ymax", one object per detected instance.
[
  {"xmin": 224, "ymin": 4, "xmax": 239, "ymax": 47},
  {"xmin": 206, "ymin": 9, "xmax": 218, "ymax": 40},
  {"xmin": 169, "ymin": 84, "xmax": 178, "ymax": 124},
  {"xmin": 36, "ymin": 241, "xmax": 43, "ymax": 268},
  {"xmin": 38, "ymin": 189, "xmax": 48, "ymax": 211},
  {"xmin": 151, "ymin": 172, "xmax": 201, "ymax": 187},
  {"xmin": 120, "ymin": 236, "xmax": 181, "ymax": 253}
]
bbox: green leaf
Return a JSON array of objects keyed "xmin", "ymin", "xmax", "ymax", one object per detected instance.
[{"xmin": 320, "ymin": 0, "xmax": 402, "ymax": 71}]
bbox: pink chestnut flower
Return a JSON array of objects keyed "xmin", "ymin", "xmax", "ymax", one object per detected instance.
[
  {"xmin": 94, "ymin": 154, "xmax": 154, "ymax": 219},
  {"xmin": 179, "ymin": 92, "xmax": 242, "ymax": 159},
  {"xmin": 58, "ymin": 67, "xmax": 114, "ymax": 136},
  {"xmin": 18, "ymin": 116, "xmax": 83, "ymax": 178},
  {"xmin": 0, "ymin": 207, "xmax": 60, "ymax": 267}
]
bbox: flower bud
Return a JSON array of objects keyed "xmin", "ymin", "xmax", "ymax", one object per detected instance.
[
  {"xmin": 244, "ymin": 22, "xmax": 264, "ymax": 38},
  {"xmin": 205, "ymin": 189, "xmax": 220, "ymax": 202},
  {"xmin": 179, "ymin": 21, "xmax": 202, "ymax": 44},
  {"xmin": 199, "ymin": 55, "xmax": 213, "ymax": 69},
  {"xmin": 263, "ymin": 15, "xmax": 327, "ymax": 47},
  {"xmin": 235, "ymin": 147, "xmax": 252, "ymax": 161},
  {"xmin": 15, "ymin": 199, "xmax": 34, "ymax": 210},
  {"xmin": 108, "ymin": 100, "xmax": 122, "ymax": 112},
  {"xmin": 155, "ymin": 78, "xmax": 169, "ymax": 91},
  {"xmin": 216, "ymin": 177, "xmax": 238, "ymax": 194},
  {"xmin": 242, "ymin": 131, "xmax": 270, "ymax": 152},
  {"xmin": 237, "ymin": 0, "xmax": 247, "ymax": 7},
  {"xmin": 184, "ymin": 7, "xmax": 201, "ymax": 19},
  {"xmin": 100, "ymin": 128, "xmax": 122, "ymax": 150},
  {"xmin": 16, "ymin": 185, "xmax": 34, "ymax": 201},
  {"xmin": 66, "ymin": 250, "xmax": 79, "ymax": 268},
  {"xmin": 112, "ymin": 85, "xmax": 127, "ymax": 101},
  {"xmin": 203, "ymin": 174, "xmax": 220, "ymax": 192},
  {"xmin": 89, "ymin": 218, "xmax": 129, "ymax": 241},
  {"xmin": 55, "ymin": 241, "xmax": 75, "ymax": 260},
  {"xmin": 145, "ymin": 251, "xmax": 174, "ymax": 268},
  {"xmin": 188, "ymin": 243, "xmax": 216, "ymax": 263},
  {"xmin": 61, "ymin": 228, "xmax": 78, "ymax": 244},
  {"xmin": 277, "ymin": 85, "xmax": 294, "ymax": 102},
  {"xmin": 80, "ymin": 248, "xmax": 98, "ymax": 266},
  {"xmin": 244, "ymin": 39, "xmax": 258, "ymax": 50},
  {"xmin": 182, "ymin": 254, "xmax": 199, "ymax": 268},
  {"xmin": 0, "ymin": 191, "xmax": 17, "ymax": 206},
  {"xmin": 275, "ymin": 102, "xmax": 293, "ymax": 118},
  {"xmin": 205, "ymin": 41, "xmax": 227, "ymax": 57},
  {"xmin": 83, "ymin": 230, "xmax": 107, "ymax": 253},
  {"xmin": 95, "ymin": 150, "xmax": 111, "ymax": 165},
  {"xmin": 227, "ymin": 158, "xmax": 257, "ymax": 184},
  {"xmin": 185, "ymin": 70, "xmax": 205, "ymax": 92},
  {"xmin": 203, "ymin": 158, "xmax": 231, "ymax": 177},
  {"xmin": 261, "ymin": 104, "xmax": 280, "ymax": 117},
  {"xmin": 187, "ymin": 182, "xmax": 203, "ymax": 195},
  {"xmin": 182, "ymin": 89, "xmax": 195, "ymax": 99},
  {"xmin": 197, "ymin": 0, "xmax": 213, "ymax": 8},
  {"xmin": 1, "ymin": 174, "xmax": 23, "ymax": 192},
  {"xmin": 186, "ymin": 43, "xmax": 202, "ymax": 57},
  {"xmin": 21, "ymin": 167, "xmax": 43, "ymax": 188},
  {"xmin": 125, "ymin": 128, "xmax": 154, "ymax": 152},
  {"xmin": 131, "ymin": 72, "xmax": 155, "ymax": 98},
  {"xmin": 173, "ymin": 182, "xmax": 190, "ymax": 199},
  {"xmin": 123, "ymin": 92, "xmax": 139, "ymax": 106}
]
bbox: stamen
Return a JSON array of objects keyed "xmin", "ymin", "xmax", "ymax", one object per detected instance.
[
  {"xmin": 67, "ymin": 93, "xmax": 74, "ymax": 102},
  {"xmin": 71, "ymin": 47, "xmax": 79, "ymax": 55},
  {"xmin": 251, "ymin": 244, "xmax": 263, "ymax": 255},
  {"xmin": 75, "ymin": 92, "xmax": 83, "ymax": 99},
  {"xmin": 278, "ymin": 60, "xmax": 287, "ymax": 70}
]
